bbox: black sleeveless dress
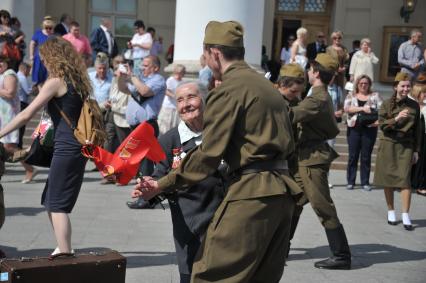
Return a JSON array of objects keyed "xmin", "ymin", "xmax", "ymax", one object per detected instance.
[{"xmin": 41, "ymin": 83, "xmax": 87, "ymax": 213}]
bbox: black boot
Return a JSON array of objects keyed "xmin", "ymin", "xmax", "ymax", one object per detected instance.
[{"xmin": 314, "ymin": 224, "xmax": 351, "ymax": 270}]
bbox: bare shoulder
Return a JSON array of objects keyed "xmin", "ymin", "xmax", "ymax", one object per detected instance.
[{"xmin": 43, "ymin": 78, "xmax": 67, "ymax": 97}]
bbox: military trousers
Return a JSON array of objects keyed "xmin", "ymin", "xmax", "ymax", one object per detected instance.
[
  {"xmin": 191, "ymin": 194, "xmax": 295, "ymax": 283},
  {"xmin": 295, "ymin": 164, "xmax": 341, "ymax": 229}
]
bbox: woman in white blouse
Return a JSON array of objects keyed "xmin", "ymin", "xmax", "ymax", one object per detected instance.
[
  {"xmin": 349, "ymin": 38, "xmax": 379, "ymax": 82},
  {"xmin": 290, "ymin": 27, "xmax": 308, "ymax": 69},
  {"xmin": 344, "ymin": 75, "xmax": 383, "ymax": 191}
]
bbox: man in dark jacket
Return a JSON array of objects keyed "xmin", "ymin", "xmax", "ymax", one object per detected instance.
[
  {"xmin": 306, "ymin": 31, "xmax": 327, "ymax": 62},
  {"xmin": 90, "ymin": 18, "xmax": 118, "ymax": 60}
]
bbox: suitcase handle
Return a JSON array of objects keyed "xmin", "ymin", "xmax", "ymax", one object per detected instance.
[{"xmin": 48, "ymin": 252, "xmax": 75, "ymax": 260}]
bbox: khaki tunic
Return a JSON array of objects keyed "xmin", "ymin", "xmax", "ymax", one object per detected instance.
[
  {"xmin": 374, "ymin": 97, "xmax": 421, "ymax": 188},
  {"xmin": 290, "ymin": 86, "xmax": 342, "ymax": 229},
  {"xmin": 158, "ymin": 61, "xmax": 300, "ymax": 282}
]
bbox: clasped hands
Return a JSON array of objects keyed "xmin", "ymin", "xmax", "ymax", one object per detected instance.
[{"xmin": 131, "ymin": 176, "xmax": 161, "ymax": 200}]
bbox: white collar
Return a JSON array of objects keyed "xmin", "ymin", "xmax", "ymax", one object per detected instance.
[
  {"xmin": 178, "ymin": 121, "xmax": 202, "ymax": 145},
  {"xmin": 100, "ymin": 25, "xmax": 108, "ymax": 32}
]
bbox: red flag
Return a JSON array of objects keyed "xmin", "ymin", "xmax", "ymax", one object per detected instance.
[{"xmin": 90, "ymin": 122, "xmax": 166, "ymax": 185}]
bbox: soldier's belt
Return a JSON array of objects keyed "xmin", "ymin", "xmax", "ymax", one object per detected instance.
[{"xmin": 230, "ymin": 159, "xmax": 288, "ymax": 178}]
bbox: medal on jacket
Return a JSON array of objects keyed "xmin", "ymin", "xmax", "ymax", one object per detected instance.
[{"xmin": 172, "ymin": 147, "xmax": 183, "ymax": 169}]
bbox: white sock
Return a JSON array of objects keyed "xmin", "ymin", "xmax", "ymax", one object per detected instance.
[
  {"xmin": 388, "ymin": 210, "xmax": 396, "ymax": 222},
  {"xmin": 402, "ymin": 213, "xmax": 412, "ymax": 225}
]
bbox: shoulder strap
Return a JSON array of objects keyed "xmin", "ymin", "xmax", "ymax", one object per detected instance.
[{"xmin": 52, "ymin": 100, "xmax": 75, "ymax": 130}]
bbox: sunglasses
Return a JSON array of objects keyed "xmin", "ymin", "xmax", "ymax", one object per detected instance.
[
  {"xmin": 45, "ymin": 26, "xmax": 53, "ymax": 30},
  {"xmin": 317, "ymin": 35, "xmax": 325, "ymax": 38}
]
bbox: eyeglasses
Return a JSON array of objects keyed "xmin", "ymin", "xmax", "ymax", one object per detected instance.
[{"xmin": 317, "ymin": 35, "xmax": 325, "ymax": 38}]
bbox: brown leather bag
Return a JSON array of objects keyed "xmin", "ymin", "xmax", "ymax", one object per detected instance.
[{"xmin": 54, "ymin": 98, "xmax": 107, "ymax": 147}]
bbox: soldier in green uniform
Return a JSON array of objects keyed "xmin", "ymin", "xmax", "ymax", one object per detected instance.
[
  {"xmin": 276, "ymin": 63, "xmax": 306, "ymax": 256},
  {"xmin": 289, "ymin": 53, "xmax": 352, "ymax": 269},
  {"xmin": 374, "ymin": 72, "xmax": 421, "ymax": 231},
  {"xmin": 132, "ymin": 21, "xmax": 302, "ymax": 282}
]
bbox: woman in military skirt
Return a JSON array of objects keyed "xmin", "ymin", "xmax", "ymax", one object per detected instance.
[{"xmin": 374, "ymin": 72, "xmax": 421, "ymax": 231}]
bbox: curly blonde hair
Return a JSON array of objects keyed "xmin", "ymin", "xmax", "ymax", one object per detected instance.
[{"xmin": 39, "ymin": 36, "xmax": 92, "ymax": 99}]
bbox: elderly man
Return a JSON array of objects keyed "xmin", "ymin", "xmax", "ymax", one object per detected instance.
[
  {"xmin": 133, "ymin": 21, "xmax": 301, "ymax": 282},
  {"xmin": 398, "ymin": 29, "xmax": 424, "ymax": 79},
  {"xmin": 88, "ymin": 53, "xmax": 115, "ymax": 180},
  {"xmin": 90, "ymin": 18, "xmax": 118, "ymax": 59},
  {"xmin": 144, "ymin": 81, "xmax": 225, "ymax": 283},
  {"xmin": 118, "ymin": 55, "xmax": 165, "ymax": 208},
  {"xmin": 63, "ymin": 21, "xmax": 92, "ymax": 57}
]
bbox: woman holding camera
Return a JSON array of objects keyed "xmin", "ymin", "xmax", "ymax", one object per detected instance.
[{"xmin": 344, "ymin": 75, "xmax": 382, "ymax": 191}]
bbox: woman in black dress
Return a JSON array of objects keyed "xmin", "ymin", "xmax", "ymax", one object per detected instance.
[
  {"xmin": 410, "ymin": 84, "xmax": 426, "ymax": 196},
  {"xmin": 0, "ymin": 36, "xmax": 92, "ymax": 254}
]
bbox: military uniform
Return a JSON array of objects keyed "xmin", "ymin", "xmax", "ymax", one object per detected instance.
[
  {"xmin": 157, "ymin": 20, "xmax": 301, "ymax": 283},
  {"xmin": 374, "ymin": 90, "xmax": 421, "ymax": 188},
  {"xmin": 288, "ymin": 53, "xmax": 351, "ymax": 270},
  {"xmin": 291, "ymin": 85, "xmax": 340, "ymax": 228}
]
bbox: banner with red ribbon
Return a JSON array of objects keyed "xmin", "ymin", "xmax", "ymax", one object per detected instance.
[{"xmin": 88, "ymin": 122, "xmax": 166, "ymax": 185}]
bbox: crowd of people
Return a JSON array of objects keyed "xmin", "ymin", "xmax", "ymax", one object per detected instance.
[{"xmin": 0, "ymin": 8, "xmax": 425, "ymax": 282}]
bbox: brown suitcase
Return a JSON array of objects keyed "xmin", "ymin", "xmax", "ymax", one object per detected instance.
[{"xmin": 0, "ymin": 249, "xmax": 126, "ymax": 283}]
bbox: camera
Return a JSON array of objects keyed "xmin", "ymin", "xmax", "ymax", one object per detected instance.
[{"xmin": 118, "ymin": 64, "xmax": 128, "ymax": 74}]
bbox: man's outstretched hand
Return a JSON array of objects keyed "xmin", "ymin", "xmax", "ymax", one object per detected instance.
[{"xmin": 131, "ymin": 176, "xmax": 161, "ymax": 200}]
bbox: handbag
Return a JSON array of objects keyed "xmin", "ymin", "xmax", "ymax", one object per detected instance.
[
  {"xmin": 24, "ymin": 110, "xmax": 54, "ymax": 167},
  {"xmin": 357, "ymin": 109, "xmax": 378, "ymax": 126}
]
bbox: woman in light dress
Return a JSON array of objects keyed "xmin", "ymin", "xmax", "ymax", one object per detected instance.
[
  {"xmin": 349, "ymin": 38, "xmax": 379, "ymax": 82},
  {"xmin": 290, "ymin": 27, "xmax": 308, "ymax": 69}
]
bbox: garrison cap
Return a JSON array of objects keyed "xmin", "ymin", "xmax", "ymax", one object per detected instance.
[
  {"xmin": 280, "ymin": 63, "xmax": 305, "ymax": 78},
  {"xmin": 315, "ymin": 53, "xmax": 338, "ymax": 72},
  {"xmin": 394, "ymin": 72, "xmax": 411, "ymax": 82},
  {"xmin": 203, "ymin": 21, "xmax": 244, "ymax": 47}
]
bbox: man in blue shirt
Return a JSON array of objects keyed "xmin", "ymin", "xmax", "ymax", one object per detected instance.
[
  {"xmin": 118, "ymin": 55, "xmax": 166, "ymax": 208},
  {"xmin": 398, "ymin": 29, "xmax": 424, "ymax": 79}
]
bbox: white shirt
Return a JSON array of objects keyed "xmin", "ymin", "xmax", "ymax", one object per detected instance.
[
  {"xmin": 100, "ymin": 24, "xmax": 113, "ymax": 55},
  {"xmin": 162, "ymin": 76, "xmax": 181, "ymax": 109},
  {"xmin": 17, "ymin": 71, "xmax": 31, "ymax": 104},
  {"xmin": 178, "ymin": 120, "xmax": 202, "ymax": 145},
  {"xmin": 131, "ymin": 32, "xmax": 152, "ymax": 59},
  {"xmin": 280, "ymin": 47, "xmax": 291, "ymax": 64}
]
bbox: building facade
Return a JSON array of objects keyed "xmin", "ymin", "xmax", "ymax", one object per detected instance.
[{"xmin": 1, "ymin": 0, "xmax": 425, "ymax": 82}]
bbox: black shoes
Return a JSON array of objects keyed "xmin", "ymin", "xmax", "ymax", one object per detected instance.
[
  {"xmin": 404, "ymin": 224, "xmax": 414, "ymax": 231},
  {"xmin": 126, "ymin": 198, "xmax": 155, "ymax": 209},
  {"xmin": 314, "ymin": 256, "xmax": 351, "ymax": 270},
  {"xmin": 387, "ymin": 220, "xmax": 398, "ymax": 226},
  {"xmin": 315, "ymin": 225, "xmax": 352, "ymax": 270}
]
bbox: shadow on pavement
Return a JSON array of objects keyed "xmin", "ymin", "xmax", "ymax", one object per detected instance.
[
  {"xmin": 6, "ymin": 207, "xmax": 45, "ymax": 216},
  {"xmin": 120, "ymin": 251, "xmax": 176, "ymax": 268},
  {"xmin": 289, "ymin": 243, "xmax": 426, "ymax": 269}
]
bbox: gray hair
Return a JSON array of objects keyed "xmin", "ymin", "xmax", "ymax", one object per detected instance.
[
  {"xmin": 411, "ymin": 29, "xmax": 422, "ymax": 37},
  {"xmin": 360, "ymin": 38, "xmax": 371, "ymax": 45},
  {"xmin": 95, "ymin": 52, "xmax": 109, "ymax": 68},
  {"xmin": 176, "ymin": 81, "xmax": 208, "ymax": 104},
  {"xmin": 173, "ymin": 64, "xmax": 186, "ymax": 74}
]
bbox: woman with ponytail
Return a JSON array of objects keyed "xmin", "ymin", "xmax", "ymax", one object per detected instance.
[{"xmin": 374, "ymin": 72, "xmax": 421, "ymax": 231}]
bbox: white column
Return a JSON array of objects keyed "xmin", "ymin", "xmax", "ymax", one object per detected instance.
[{"xmin": 166, "ymin": 0, "xmax": 265, "ymax": 75}]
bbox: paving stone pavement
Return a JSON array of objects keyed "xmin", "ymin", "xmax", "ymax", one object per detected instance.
[{"xmin": 0, "ymin": 163, "xmax": 425, "ymax": 283}]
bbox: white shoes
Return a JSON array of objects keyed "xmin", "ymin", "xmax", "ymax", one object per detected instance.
[{"xmin": 51, "ymin": 247, "xmax": 75, "ymax": 255}]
